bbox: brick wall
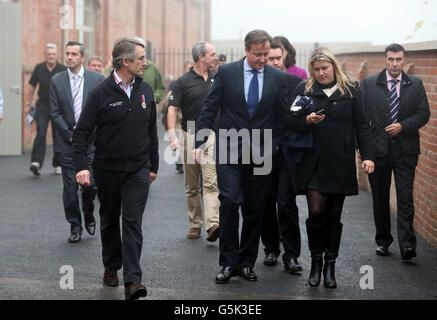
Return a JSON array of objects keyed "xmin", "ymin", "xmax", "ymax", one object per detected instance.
[
  {"xmin": 335, "ymin": 42, "xmax": 437, "ymax": 248},
  {"xmin": 18, "ymin": 0, "xmax": 211, "ymax": 151}
]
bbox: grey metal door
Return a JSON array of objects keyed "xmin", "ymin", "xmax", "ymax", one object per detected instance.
[{"xmin": 0, "ymin": 2, "xmax": 22, "ymax": 156}]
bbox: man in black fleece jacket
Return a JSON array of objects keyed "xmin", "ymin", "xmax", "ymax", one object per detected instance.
[{"xmin": 72, "ymin": 38, "xmax": 158, "ymax": 300}]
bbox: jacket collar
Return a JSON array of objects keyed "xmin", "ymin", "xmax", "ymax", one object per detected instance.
[
  {"xmin": 376, "ymin": 69, "xmax": 412, "ymax": 87},
  {"xmin": 109, "ymin": 70, "xmax": 143, "ymax": 88}
]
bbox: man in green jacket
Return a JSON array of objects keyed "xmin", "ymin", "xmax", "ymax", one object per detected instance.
[{"xmin": 142, "ymin": 59, "xmax": 165, "ymax": 104}]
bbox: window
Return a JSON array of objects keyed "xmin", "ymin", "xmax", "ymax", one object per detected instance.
[{"xmin": 76, "ymin": 0, "xmax": 95, "ymax": 57}]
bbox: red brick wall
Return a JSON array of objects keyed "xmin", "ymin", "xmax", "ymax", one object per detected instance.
[
  {"xmin": 19, "ymin": 0, "xmax": 211, "ymax": 150},
  {"xmin": 20, "ymin": 0, "xmax": 64, "ymax": 150},
  {"xmin": 337, "ymin": 48, "xmax": 437, "ymax": 248}
]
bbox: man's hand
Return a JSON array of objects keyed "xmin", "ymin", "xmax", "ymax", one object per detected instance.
[
  {"xmin": 0, "ymin": 114, "xmax": 3, "ymax": 122},
  {"xmin": 76, "ymin": 170, "xmax": 91, "ymax": 186},
  {"xmin": 385, "ymin": 123, "xmax": 403, "ymax": 137},
  {"xmin": 169, "ymin": 136, "xmax": 180, "ymax": 151},
  {"xmin": 362, "ymin": 160, "xmax": 375, "ymax": 175},
  {"xmin": 150, "ymin": 171, "xmax": 157, "ymax": 183},
  {"xmin": 193, "ymin": 148, "xmax": 203, "ymax": 165}
]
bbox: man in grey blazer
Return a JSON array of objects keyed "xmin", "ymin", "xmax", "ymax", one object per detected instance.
[{"xmin": 50, "ymin": 41, "xmax": 104, "ymax": 243}]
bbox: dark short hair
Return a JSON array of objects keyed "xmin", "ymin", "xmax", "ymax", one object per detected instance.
[
  {"xmin": 270, "ymin": 40, "xmax": 283, "ymax": 53},
  {"xmin": 244, "ymin": 30, "xmax": 272, "ymax": 51},
  {"xmin": 385, "ymin": 43, "xmax": 405, "ymax": 56},
  {"xmin": 273, "ymin": 36, "xmax": 296, "ymax": 68},
  {"xmin": 219, "ymin": 54, "xmax": 226, "ymax": 62},
  {"xmin": 66, "ymin": 41, "xmax": 85, "ymax": 57}
]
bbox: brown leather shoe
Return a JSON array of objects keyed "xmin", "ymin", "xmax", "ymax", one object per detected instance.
[
  {"xmin": 186, "ymin": 227, "xmax": 201, "ymax": 239},
  {"xmin": 124, "ymin": 282, "xmax": 147, "ymax": 300},
  {"xmin": 207, "ymin": 225, "xmax": 219, "ymax": 242},
  {"xmin": 103, "ymin": 269, "xmax": 119, "ymax": 287}
]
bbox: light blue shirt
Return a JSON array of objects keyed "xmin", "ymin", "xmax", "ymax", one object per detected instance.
[
  {"xmin": 0, "ymin": 88, "xmax": 3, "ymax": 116},
  {"xmin": 243, "ymin": 58, "xmax": 264, "ymax": 102}
]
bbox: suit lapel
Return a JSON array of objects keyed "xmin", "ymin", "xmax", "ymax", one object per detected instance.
[
  {"xmin": 82, "ymin": 70, "xmax": 89, "ymax": 109},
  {"xmin": 235, "ymin": 60, "xmax": 249, "ymax": 119},
  {"xmin": 258, "ymin": 66, "xmax": 270, "ymax": 106},
  {"xmin": 398, "ymin": 72, "xmax": 411, "ymax": 119},
  {"xmin": 63, "ymin": 71, "xmax": 74, "ymax": 111},
  {"xmin": 375, "ymin": 71, "xmax": 390, "ymax": 127}
]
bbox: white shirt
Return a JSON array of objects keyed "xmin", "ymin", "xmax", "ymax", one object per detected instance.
[
  {"xmin": 68, "ymin": 66, "xmax": 85, "ymax": 123},
  {"xmin": 114, "ymin": 70, "xmax": 135, "ymax": 99}
]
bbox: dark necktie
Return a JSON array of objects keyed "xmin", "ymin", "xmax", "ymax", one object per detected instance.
[
  {"xmin": 389, "ymin": 79, "xmax": 400, "ymax": 123},
  {"xmin": 247, "ymin": 69, "xmax": 259, "ymax": 118}
]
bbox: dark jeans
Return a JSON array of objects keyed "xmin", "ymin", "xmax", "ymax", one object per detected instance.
[
  {"xmin": 261, "ymin": 149, "xmax": 301, "ymax": 261},
  {"xmin": 94, "ymin": 167, "xmax": 150, "ymax": 284},
  {"xmin": 368, "ymin": 140, "xmax": 417, "ymax": 251},
  {"xmin": 31, "ymin": 100, "xmax": 59, "ymax": 168},
  {"xmin": 58, "ymin": 152, "xmax": 95, "ymax": 234}
]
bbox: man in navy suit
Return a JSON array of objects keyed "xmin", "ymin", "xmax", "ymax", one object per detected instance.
[
  {"xmin": 50, "ymin": 41, "xmax": 104, "ymax": 243},
  {"xmin": 194, "ymin": 30, "xmax": 286, "ymax": 283}
]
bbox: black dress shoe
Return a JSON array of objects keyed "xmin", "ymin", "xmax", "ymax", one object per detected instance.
[
  {"xmin": 401, "ymin": 247, "xmax": 417, "ymax": 262},
  {"xmin": 68, "ymin": 233, "xmax": 81, "ymax": 243},
  {"xmin": 85, "ymin": 222, "xmax": 96, "ymax": 235},
  {"xmin": 284, "ymin": 258, "xmax": 303, "ymax": 274},
  {"xmin": 263, "ymin": 252, "xmax": 278, "ymax": 266},
  {"xmin": 215, "ymin": 266, "xmax": 239, "ymax": 284},
  {"xmin": 376, "ymin": 245, "xmax": 389, "ymax": 256},
  {"xmin": 240, "ymin": 267, "xmax": 257, "ymax": 281}
]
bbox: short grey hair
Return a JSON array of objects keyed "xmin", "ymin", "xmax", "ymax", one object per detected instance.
[
  {"xmin": 192, "ymin": 42, "xmax": 207, "ymax": 63},
  {"xmin": 133, "ymin": 37, "xmax": 146, "ymax": 47},
  {"xmin": 88, "ymin": 56, "xmax": 103, "ymax": 65},
  {"xmin": 46, "ymin": 43, "xmax": 57, "ymax": 50},
  {"xmin": 112, "ymin": 38, "xmax": 144, "ymax": 70},
  {"xmin": 244, "ymin": 30, "xmax": 272, "ymax": 51}
]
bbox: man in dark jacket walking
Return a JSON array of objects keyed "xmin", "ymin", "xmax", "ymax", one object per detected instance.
[
  {"xmin": 50, "ymin": 41, "xmax": 104, "ymax": 244},
  {"xmin": 73, "ymin": 38, "xmax": 159, "ymax": 299},
  {"xmin": 360, "ymin": 43, "xmax": 430, "ymax": 262}
]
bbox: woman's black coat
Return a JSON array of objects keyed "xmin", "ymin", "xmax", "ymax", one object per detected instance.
[{"xmin": 284, "ymin": 81, "xmax": 375, "ymax": 195}]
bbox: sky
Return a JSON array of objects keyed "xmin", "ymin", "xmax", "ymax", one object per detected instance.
[{"xmin": 211, "ymin": 0, "xmax": 437, "ymax": 45}]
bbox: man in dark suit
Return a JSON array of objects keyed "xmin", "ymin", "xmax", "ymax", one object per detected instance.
[
  {"xmin": 194, "ymin": 30, "xmax": 286, "ymax": 283},
  {"xmin": 261, "ymin": 40, "xmax": 303, "ymax": 273},
  {"xmin": 360, "ymin": 43, "xmax": 430, "ymax": 262},
  {"xmin": 50, "ymin": 41, "xmax": 104, "ymax": 243}
]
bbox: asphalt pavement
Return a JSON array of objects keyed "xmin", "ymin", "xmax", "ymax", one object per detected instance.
[{"xmin": 1, "ymin": 121, "xmax": 437, "ymax": 301}]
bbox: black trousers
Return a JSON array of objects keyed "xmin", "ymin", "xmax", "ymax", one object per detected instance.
[
  {"xmin": 31, "ymin": 100, "xmax": 59, "ymax": 168},
  {"xmin": 58, "ymin": 152, "xmax": 95, "ymax": 234},
  {"xmin": 216, "ymin": 162, "xmax": 270, "ymax": 268},
  {"xmin": 261, "ymin": 149, "xmax": 301, "ymax": 261},
  {"xmin": 94, "ymin": 167, "xmax": 150, "ymax": 284},
  {"xmin": 368, "ymin": 140, "xmax": 417, "ymax": 251}
]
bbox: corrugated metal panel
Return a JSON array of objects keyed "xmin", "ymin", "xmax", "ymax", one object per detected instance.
[{"xmin": 0, "ymin": 3, "xmax": 22, "ymax": 156}]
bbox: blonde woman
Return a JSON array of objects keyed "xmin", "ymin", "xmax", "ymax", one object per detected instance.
[{"xmin": 285, "ymin": 47, "xmax": 375, "ymax": 288}]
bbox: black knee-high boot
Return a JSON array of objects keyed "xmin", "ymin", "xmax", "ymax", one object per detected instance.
[
  {"xmin": 306, "ymin": 219, "xmax": 326, "ymax": 287},
  {"xmin": 323, "ymin": 223, "xmax": 343, "ymax": 289}
]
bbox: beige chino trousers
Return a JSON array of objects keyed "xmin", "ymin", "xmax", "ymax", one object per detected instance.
[{"xmin": 182, "ymin": 130, "xmax": 220, "ymax": 231}]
